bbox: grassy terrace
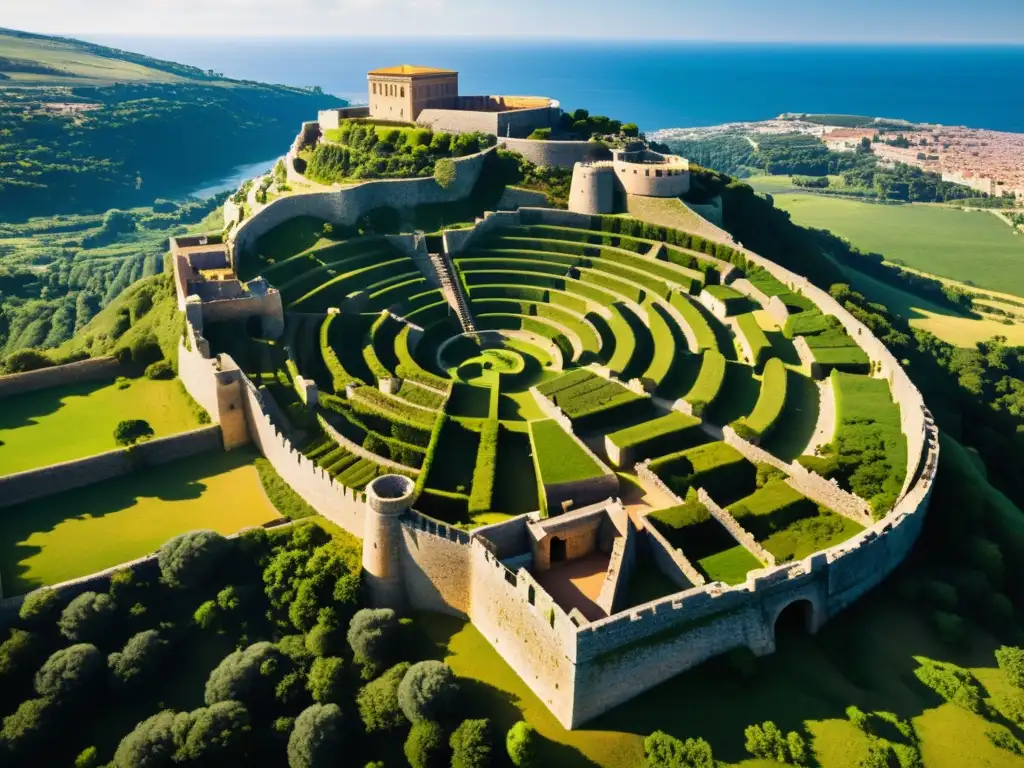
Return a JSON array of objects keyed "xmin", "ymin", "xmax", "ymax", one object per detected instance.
[
  {"xmin": 647, "ymin": 499, "xmax": 763, "ymax": 585},
  {"xmin": 650, "ymin": 441, "xmax": 757, "ymax": 506},
  {"xmin": 728, "ymin": 481, "xmax": 863, "ymax": 563},
  {"xmin": 0, "ymin": 450, "xmax": 278, "ymax": 595},
  {"xmin": 605, "ymin": 411, "xmax": 707, "ymax": 466},
  {"xmin": 529, "ymin": 418, "xmax": 607, "ymax": 487},
  {"xmin": 0, "ymin": 377, "xmax": 203, "ymax": 475},
  {"xmin": 735, "ymin": 357, "xmax": 788, "ymax": 439},
  {"xmin": 702, "ymin": 284, "xmax": 752, "ymax": 315}
]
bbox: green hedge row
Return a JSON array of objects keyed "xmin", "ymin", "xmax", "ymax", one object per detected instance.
[
  {"xmin": 669, "ymin": 291, "xmax": 716, "ymax": 351},
  {"xmin": 363, "ymin": 312, "xmax": 402, "ymax": 381},
  {"xmin": 529, "ymin": 418, "xmax": 606, "ymax": 486},
  {"xmin": 643, "ymin": 299, "xmax": 683, "ymax": 390},
  {"xmin": 394, "ymin": 325, "xmax": 451, "ymax": 391},
  {"xmin": 396, "ymin": 380, "xmax": 447, "ymax": 410},
  {"xmin": 505, "ymin": 224, "xmax": 652, "ymax": 255},
  {"xmin": 468, "ymin": 283, "xmax": 589, "ymax": 315},
  {"xmin": 319, "ymin": 314, "xmax": 360, "ymax": 392},
  {"xmin": 278, "ymin": 246, "xmax": 395, "ymax": 306},
  {"xmin": 469, "ymin": 420, "xmax": 499, "ymax": 513},
  {"xmin": 651, "ymin": 441, "xmax": 757, "ymax": 505},
  {"xmin": 684, "ymin": 350, "xmax": 727, "ymax": 415},
  {"xmin": 606, "ymin": 411, "xmax": 706, "ymax": 462},
  {"xmin": 735, "ymin": 358, "xmax": 788, "ymax": 439},
  {"xmin": 349, "ymin": 386, "xmax": 438, "ymax": 431},
  {"xmin": 702, "ymin": 285, "xmax": 749, "ymax": 316},
  {"xmin": 735, "ymin": 313, "xmax": 772, "ymax": 371},
  {"xmin": 290, "ymin": 257, "xmax": 414, "ymax": 311}
]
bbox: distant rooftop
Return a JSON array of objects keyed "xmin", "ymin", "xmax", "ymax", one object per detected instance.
[{"xmin": 368, "ymin": 65, "xmax": 456, "ymax": 77}]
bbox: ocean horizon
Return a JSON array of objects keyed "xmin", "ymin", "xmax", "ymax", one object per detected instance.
[{"xmin": 86, "ymin": 36, "xmax": 1024, "ymax": 134}]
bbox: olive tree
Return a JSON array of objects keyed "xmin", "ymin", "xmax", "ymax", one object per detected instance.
[
  {"xmin": 58, "ymin": 591, "xmax": 116, "ymax": 643},
  {"xmin": 287, "ymin": 703, "xmax": 345, "ymax": 768},
  {"xmin": 108, "ymin": 630, "xmax": 167, "ymax": 687},
  {"xmin": 346, "ymin": 608, "xmax": 398, "ymax": 678},
  {"xmin": 158, "ymin": 530, "xmax": 230, "ymax": 589},
  {"xmin": 35, "ymin": 643, "xmax": 104, "ymax": 702}
]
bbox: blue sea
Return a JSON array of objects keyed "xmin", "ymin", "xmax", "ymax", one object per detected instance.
[{"xmin": 88, "ymin": 37, "xmax": 1024, "ymax": 134}]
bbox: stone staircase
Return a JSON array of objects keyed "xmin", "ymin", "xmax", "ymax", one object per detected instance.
[{"xmin": 429, "ymin": 250, "xmax": 476, "ymax": 333}]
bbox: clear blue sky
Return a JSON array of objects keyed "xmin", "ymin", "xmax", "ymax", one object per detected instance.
[{"xmin": 3, "ymin": 0, "xmax": 1024, "ymax": 41}]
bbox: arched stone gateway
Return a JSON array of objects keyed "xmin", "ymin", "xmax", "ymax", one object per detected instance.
[{"xmin": 771, "ymin": 597, "xmax": 821, "ymax": 637}]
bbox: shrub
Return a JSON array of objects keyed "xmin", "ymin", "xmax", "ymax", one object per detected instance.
[
  {"xmin": 34, "ymin": 643, "xmax": 104, "ymax": 702},
  {"xmin": 506, "ymin": 721, "xmax": 540, "ymax": 768},
  {"xmin": 158, "ymin": 530, "xmax": 230, "ymax": 589},
  {"xmin": 996, "ymin": 646, "xmax": 1024, "ymax": 690},
  {"xmin": 0, "ymin": 629, "xmax": 44, "ymax": 680},
  {"xmin": 450, "ymin": 718, "xmax": 493, "ymax": 768},
  {"xmin": 204, "ymin": 642, "xmax": 282, "ymax": 707},
  {"xmin": 643, "ymin": 730, "xmax": 714, "ymax": 768},
  {"xmin": 287, "ymin": 703, "xmax": 345, "ymax": 768},
  {"xmin": 307, "ymin": 657, "xmax": 345, "ymax": 704},
  {"xmin": 58, "ymin": 591, "xmax": 116, "ymax": 643},
  {"xmin": 986, "ymin": 729, "xmax": 1024, "ymax": 755},
  {"xmin": 0, "ymin": 697, "xmax": 56, "ymax": 757},
  {"xmin": 398, "ymin": 661, "xmax": 459, "ymax": 724},
  {"xmin": 347, "ymin": 608, "xmax": 398, "ymax": 679},
  {"xmin": 1, "ymin": 348, "xmax": 53, "ymax": 374},
  {"xmin": 405, "ymin": 720, "xmax": 449, "ymax": 768},
  {"xmin": 912, "ymin": 657, "xmax": 984, "ymax": 714},
  {"xmin": 358, "ymin": 661, "xmax": 411, "ymax": 733},
  {"xmin": 177, "ymin": 701, "xmax": 251, "ymax": 764},
  {"xmin": 434, "ymin": 158, "xmax": 457, "ymax": 189},
  {"xmin": 18, "ymin": 588, "xmax": 60, "ymax": 628},
  {"xmin": 929, "ymin": 610, "xmax": 969, "ymax": 647},
  {"xmin": 744, "ymin": 721, "xmax": 789, "ymax": 763},
  {"xmin": 144, "ymin": 360, "xmax": 174, "ymax": 380},
  {"xmin": 75, "ymin": 746, "xmax": 100, "ymax": 768},
  {"xmin": 114, "ymin": 419, "xmax": 154, "ymax": 446},
  {"xmin": 847, "ymin": 704, "xmax": 870, "ymax": 731},
  {"xmin": 108, "ymin": 630, "xmax": 167, "ymax": 687}
]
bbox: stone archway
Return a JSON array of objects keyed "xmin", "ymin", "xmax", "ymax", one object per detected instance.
[{"xmin": 772, "ymin": 598, "xmax": 816, "ymax": 637}]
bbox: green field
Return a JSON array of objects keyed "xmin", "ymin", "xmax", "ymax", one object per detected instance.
[
  {"xmin": 0, "ymin": 450, "xmax": 278, "ymax": 594},
  {"xmin": 0, "ymin": 377, "xmax": 203, "ymax": 475},
  {"xmin": 768, "ymin": 193, "xmax": 1024, "ymax": 297},
  {"xmin": 418, "ymin": 599, "xmax": 1024, "ymax": 768}
]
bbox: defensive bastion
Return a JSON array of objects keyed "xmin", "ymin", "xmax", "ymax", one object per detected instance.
[{"xmin": 169, "ymin": 170, "xmax": 937, "ymax": 727}]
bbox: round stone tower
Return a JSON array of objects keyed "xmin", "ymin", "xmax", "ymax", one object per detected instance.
[
  {"xmin": 568, "ymin": 162, "xmax": 615, "ymax": 215},
  {"xmin": 361, "ymin": 474, "xmax": 416, "ymax": 609}
]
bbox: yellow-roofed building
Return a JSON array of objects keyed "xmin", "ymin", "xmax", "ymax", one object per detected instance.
[{"xmin": 367, "ymin": 64, "xmax": 459, "ymax": 122}]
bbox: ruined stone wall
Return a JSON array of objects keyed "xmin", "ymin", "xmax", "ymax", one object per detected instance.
[
  {"xmin": 721, "ymin": 426, "xmax": 874, "ymax": 526},
  {"xmin": 232, "ymin": 147, "xmax": 493, "ymax": 261},
  {"xmin": 468, "ymin": 542, "xmax": 579, "ymax": 726},
  {"xmin": 0, "ymin": 427, "xmax": 222, "ymax": 508},
  {"xmin": 400, "ymin": 512, "xmax": 472, "ymax": 617},
  {"xmin": 698, "ymin": 488, "xmax": 776, "ymax": 567},
  {"xmin": 0, "ymin": 357, "xmax": 122, "ymax": 398},
  {"xmin": 644, "ymin": 522, "xmax": 705, "ymax": 589}
]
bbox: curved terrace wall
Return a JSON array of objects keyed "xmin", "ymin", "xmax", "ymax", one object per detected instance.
[{"xmin": 232, "ymin": 144, "xmax": 493, "ymax": 263}]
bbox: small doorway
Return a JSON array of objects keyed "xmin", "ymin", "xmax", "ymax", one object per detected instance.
[
  {"xmin": 550, "ymin": 537, "xmax": 567, "ymax": 563},
  {"xmin": 774, "ymin": 599, "xmax": 814, "ymax": 637}
]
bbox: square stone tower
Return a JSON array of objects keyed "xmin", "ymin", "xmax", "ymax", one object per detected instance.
[{"xmin": 368, "ymin": 65, "xmax": 458, "ymax": 122}]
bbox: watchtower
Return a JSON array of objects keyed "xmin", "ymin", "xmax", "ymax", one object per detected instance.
[{"xmin": 361, "ymin": 474, "xmax": 417, "ymax": 609}]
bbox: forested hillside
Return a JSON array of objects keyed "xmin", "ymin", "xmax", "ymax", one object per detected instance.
[{"xmin": 0, "ymin": 28, "xmax": 346, "ymax": 218}]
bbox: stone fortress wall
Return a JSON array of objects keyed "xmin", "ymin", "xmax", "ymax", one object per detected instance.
[
  {"xmin": 418, "ymin": 96, "xmax": 561, "ymax": 138},
  {"xmin": 568, "ymin": 146, "xmax": 691, "ymax": 215},
  {"xmin": 0, "ymin": 356, "xmax": 124, "ymax": 397},
  {"xmin": 7, "ymin": 132, "xmax": 937, "ymax": 730}
]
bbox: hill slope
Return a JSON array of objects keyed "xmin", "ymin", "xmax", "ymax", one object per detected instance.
[{"xmin": 0, "ymin": 27, "xmax": 346, "ymax": 217}]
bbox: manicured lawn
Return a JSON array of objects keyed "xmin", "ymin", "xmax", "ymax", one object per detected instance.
[
  {"xmin": 697, "ymin": 545, "xmax": 763, "ymax": 585},
  {"xmin": 493, "ymin": 427, "xmax": 540, "ymax": 515},
  {"xmin": 770, "ymin": 194, "xmax": 1024, "ymax": 298},
  {"xmin": 761, "ymin": 371, "xmax": 820, "ymax": 461},
  {"xmin": 739, "ymin": 358, "xmax": 788, "ymax": 438},
  {"xmin": 0, "ymin": 377, "xmax": 203, "ymax": 475},
  {"xmin": 0, "ymin": 449, "xmax": 278, "ymax": 594},
  {"xmin": 529, "ymin": 419, "xmax": 607, "ymax": 486}
]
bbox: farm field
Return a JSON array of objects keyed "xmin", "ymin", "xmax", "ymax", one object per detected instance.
[
  {"xmin": 768, "ymin": 193, "xmax": 1024, "ymax": 297},
  {"xmin": 0, "ymin": 449, "xmax": 278, "ymax": 595},
  {"xmin": 418, "ymin": 596, "xmax": 1023, "ymax": 768},
  {"xmin": 840, "ymin": 263, "xmax": 1024, "ymax": 347},
  {"xmin": 0, "ymin": 376, "xmax": 203, "ymax": 475}
]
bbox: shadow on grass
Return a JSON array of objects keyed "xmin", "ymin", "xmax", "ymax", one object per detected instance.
[
  {"xmin": 0, "ymin": 449, "xmax": 256, "ymax": 594},
  {"xmin": 693, "ymin": 301, "xmax": 738, "ymax": 362},
  {"xmin": 765, "ymin": 330, "xmax": 803, "ymax": 367},
  {"xmin": 707, "ymin": 362, "xmax": 761, "ymax": 425},
  {"xmin": 762, "ymin": 371, "xmax": 821, "ymax": 461},
  {"xmin": 493, "ymin": 427, "xmax": 539, "ymax": 515},
  {"xmin": 0, "ymin": 377, "xmax": 116, "ymax": 432}
]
